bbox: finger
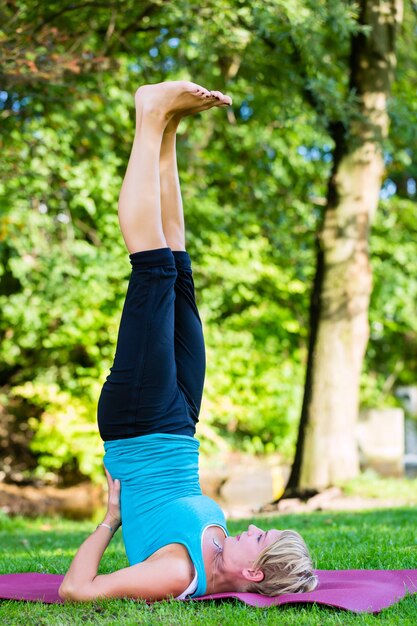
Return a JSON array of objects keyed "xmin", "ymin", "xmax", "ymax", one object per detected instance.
[
  {"xmin": 111, "ymin": 480, "xmax": 120, "ymax": 499},
  {"xmin": 104, "ymin": 466, "xmax": 113, "ymax": 483}
]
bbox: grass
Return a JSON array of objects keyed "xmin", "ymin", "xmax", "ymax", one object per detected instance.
[
  {"xmin": 341, "ymin": 471, "xmax": 417, "ymax": 503},
  {"xmin": 0, "ymin": 507, "xmax": 416, "ymax": 625}
]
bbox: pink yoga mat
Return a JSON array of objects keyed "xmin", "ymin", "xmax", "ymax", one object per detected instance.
[{"xmin": 0, "ymin": 570, "xmax": 416, "ymax": 613}]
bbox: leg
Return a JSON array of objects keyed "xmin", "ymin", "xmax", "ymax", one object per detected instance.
[
  {"xmin": 98, "ymin": 81, "xmax": 232, "ymax": 440},
  {"xmin": 117, "ymin": 82, "xmax": 230, "ymax": 255},
  {"xmin": 97, "ymin": 247, "xmax": 188, "ymax": 439},
  {"xmin": 158, "ymin": 95, "xmax": 231, "ymax": 422},
  {"xmin": 159, "ymin": 89, "xmax": 231, "ymax": 251},
  {"xmin": 159, "ymin": 125, "xmax": 185, "ymax": 251},
  {"xmin": 117, "ymin": 98, "xmax": 167, "ymax": 254},
  {"xmin": 172, "ymin": 250, "xmax": 207, "ymax": 425}
]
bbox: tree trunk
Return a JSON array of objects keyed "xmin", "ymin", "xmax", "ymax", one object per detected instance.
[{"xmin": 285, "ymin": 0, "xmax": 403, "ymax": 495}]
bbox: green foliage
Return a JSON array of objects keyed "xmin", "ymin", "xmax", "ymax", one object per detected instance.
[
  {"xmin": 10, "ymin": 382, "xmax": 102, "ymax": 481},
  {"xmin": 0, "ymin": 82, "xmax": 133, "ymax": 481},
  {"xmin": 361, "ymin": 197, "xmax": 417, "ymax": 405}
]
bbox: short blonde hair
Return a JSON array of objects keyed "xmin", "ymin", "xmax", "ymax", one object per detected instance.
[{"xmin": 245, "ymin": 529, "xmax": 318, "ymax": 596}]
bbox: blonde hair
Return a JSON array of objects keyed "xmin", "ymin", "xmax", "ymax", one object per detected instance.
[{"xmin": 245, "ymin": 529, "xmax": 318, "ymax": 596}]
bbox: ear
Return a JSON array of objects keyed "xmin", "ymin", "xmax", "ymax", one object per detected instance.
[{"xmin": 242, "ymin": 567, "xmax": 265, "ymax": 583}]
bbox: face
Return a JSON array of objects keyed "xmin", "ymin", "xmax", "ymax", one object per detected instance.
[{"xmin": 222, "ymin": 523, "xmax": 282, "ymax": 582}]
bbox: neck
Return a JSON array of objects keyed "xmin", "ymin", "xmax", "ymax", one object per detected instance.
[{"xmin": 206, "ymin": 546, "xmax": 243, "ymax": 595}]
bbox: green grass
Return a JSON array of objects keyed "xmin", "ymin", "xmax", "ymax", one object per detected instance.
[
  {"xmin": 341, "ymin": 471, "xmax": 417, "ymax": 503},
  {"xmin": 0, "ymin": 507, "xmax": 416, "ymax": 625}
]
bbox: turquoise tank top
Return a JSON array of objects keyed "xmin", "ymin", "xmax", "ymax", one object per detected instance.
[{"xmin": 103, "ymin": 433, "xmax": 229, "ymax": 598}]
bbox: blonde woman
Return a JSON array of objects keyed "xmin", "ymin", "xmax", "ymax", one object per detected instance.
[{"xmin": 59, "ymin": 81, "xmax": 318, "ymax": 602}]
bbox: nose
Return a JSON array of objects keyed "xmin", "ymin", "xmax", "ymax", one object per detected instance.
[{"xmin": 248, "ymin": 524, "xmax": 261, "ymax": 535}]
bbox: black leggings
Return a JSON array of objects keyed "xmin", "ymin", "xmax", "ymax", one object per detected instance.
[{"xmin": 97, "ymin": 247, "xmax": 206, "ymax": 441}]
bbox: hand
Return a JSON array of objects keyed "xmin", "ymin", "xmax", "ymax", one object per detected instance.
[{"xmin": 104, "ymin": 466, "xmax": 121, "ymax": 529}]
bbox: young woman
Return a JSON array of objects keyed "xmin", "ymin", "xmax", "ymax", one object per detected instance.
[{"xmin": 59, "ymin": 80, "xmax": 318, "ymax": 602}]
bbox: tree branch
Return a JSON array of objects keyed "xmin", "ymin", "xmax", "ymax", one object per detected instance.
[
  {"xmin": 234, "ymin": 11, "xmax": 338, "ymax": 125},
  {"xmin": 39, "ymin": 1, "xmax": 121, "ymax": 27}
]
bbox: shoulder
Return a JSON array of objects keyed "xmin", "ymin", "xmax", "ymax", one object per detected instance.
[{"xmin": 148, "ymin": 543, "xmax": 195, "ymax": 589}]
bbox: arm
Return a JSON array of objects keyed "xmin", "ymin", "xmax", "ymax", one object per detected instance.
[
  {"xmin": 58, "ymin": 468, "xmax": 190, "ymax": 602},
  {"xmin": 60, "ymin": 556, "xmax": 191, "ymax": 602},
  {"xmin": 59, "ymin": 466, "xmax": 121, "ymax": 599}
]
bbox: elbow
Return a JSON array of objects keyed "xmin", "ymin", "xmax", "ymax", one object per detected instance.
[
  {"xmin": 58, "ymin": 580, "xmax": 94, "ymax": 602},
  {"xmin": 58, "ymin": 581, "xmax": 83, "ymax": 602},
  {"xmin": 58, "ymin": 581, "xmax": 73, "ymax": 601}
]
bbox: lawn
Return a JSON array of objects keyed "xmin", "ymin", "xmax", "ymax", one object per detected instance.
[{"xmin": 0, "ymin": 507, "xmax": 416, "ymax": 625}]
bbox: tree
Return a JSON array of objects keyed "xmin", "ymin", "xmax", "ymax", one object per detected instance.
[{"xmin": 285, "ymin": 0, "xmax": 404, "ymax": 494}]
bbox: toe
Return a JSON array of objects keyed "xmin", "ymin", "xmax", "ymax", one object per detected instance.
[
  {"xmin": 193, "ymin": 85, "xmax": 209, "ymax": 96},
  {"xmin": 218, "ymin": 91, "xmax": 232, "ymax": 105},
  {"xmin": 211, "ymin": 90, "xmax": 232, "ymax": 106}
]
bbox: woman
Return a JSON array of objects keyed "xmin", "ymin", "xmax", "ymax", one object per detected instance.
[{"xmin": 59, "ymin": 80, "xmax": 318, "ymax": 602}]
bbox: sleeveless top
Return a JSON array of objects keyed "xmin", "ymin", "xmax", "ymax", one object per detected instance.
[{"xmin": 103, "ymin": 433, "xmax": 229, "ymax": 598}]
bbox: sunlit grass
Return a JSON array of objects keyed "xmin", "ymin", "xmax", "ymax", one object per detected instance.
[
  {"xmin": 341, "ymin": 470, "xmax": 417, "ymax": 503},
  {"xmin": 1, "ymin": 507, "xmax": 417, "ymax": 624}
]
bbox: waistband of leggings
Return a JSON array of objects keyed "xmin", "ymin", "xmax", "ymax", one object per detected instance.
[
  {"xmin": 129, "ymin": 247, "xmax": 192, "ymax": 270},
  {"xmin": 172, "ymin": 250, "xmax": 192, "ymax": 271},
  {"xmin": 129, "ymin": 247, "xmax": 175, "ymax": 268}
]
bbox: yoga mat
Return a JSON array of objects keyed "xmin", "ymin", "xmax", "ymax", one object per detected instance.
[{"xmin": 0, "ymin": 570, "xmax": 416, "ymax": 614}]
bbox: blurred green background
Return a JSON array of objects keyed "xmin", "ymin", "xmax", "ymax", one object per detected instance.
[{"xmin": 1, "ymin": 0, "xmax": 416, "ymax": 486}]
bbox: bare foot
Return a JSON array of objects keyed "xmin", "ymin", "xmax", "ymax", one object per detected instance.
[
  {"xmin": 135, "ymin": 81, "xmax": 232, "ymax": 126},
  {"xmin": 163, "ymin": 89, "xmax": 232, "ymax": 134}
]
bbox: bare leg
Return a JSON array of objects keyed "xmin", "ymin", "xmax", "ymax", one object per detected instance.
[
  {"xmin": 159, "ymin": 90, "xmax": 231, "ymax": 252},
  {"xmin": 159, "ymin": 124, "xmax": 185, "ymax": 251},
  {"xmin": 117, "ymin": 82, "xmax": 231, "ymax": 255},
  {"xmin": 118, "ymin": 107, "xmax": 167, "ymax": 253}
]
